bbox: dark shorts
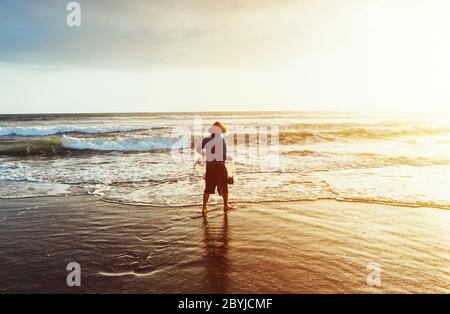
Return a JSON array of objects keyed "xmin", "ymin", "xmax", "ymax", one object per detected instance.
[{"xmin": 204, "ymin": 163, "xmax": 228, "ymax": 195}]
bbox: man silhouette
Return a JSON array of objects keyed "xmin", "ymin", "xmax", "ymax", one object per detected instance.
[{"xmin": 197, "ymin": 121, "xmax": 230, "ymax": 213}]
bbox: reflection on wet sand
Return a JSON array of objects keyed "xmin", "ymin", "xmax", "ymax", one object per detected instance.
[
  {"xmin": 1, "ymin": 196, "xmax": 449, "ymax": 293},
  {"xmin": 202, "ymin": 214, "xmax": 230, "ymax": 293}
]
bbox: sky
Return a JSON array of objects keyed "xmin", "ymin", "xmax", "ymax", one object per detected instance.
[{"xmin": 1, "ymin": 0, "xmax": 450, "ymax": 114}]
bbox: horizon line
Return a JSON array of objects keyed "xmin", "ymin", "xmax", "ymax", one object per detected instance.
[{"xmin": 0, "ymin": 109, "xmax": 361, "ymax": 116}]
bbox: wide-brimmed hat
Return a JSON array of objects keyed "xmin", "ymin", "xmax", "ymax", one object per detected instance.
[{"xmin": 208, "ymin": 121, "xmax": 227, "ymax": 134}]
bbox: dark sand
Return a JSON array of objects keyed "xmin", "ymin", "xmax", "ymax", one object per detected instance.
[{"xmin": 0, "ymin": 195, "xmax": 449, "ymax": 293}]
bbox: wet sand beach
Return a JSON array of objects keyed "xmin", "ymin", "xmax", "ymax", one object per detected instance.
[{"xmin": 0, "ymin": 195, "xmax": 448, "ymax": 293}]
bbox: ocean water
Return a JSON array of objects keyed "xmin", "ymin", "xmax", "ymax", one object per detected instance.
[{"xmin": 1, "ymin": 111, "xmax": 450, "ymax": 209}]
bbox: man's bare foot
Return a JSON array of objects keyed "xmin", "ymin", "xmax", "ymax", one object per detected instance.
[
  {"xmin": 202, "ymin": 206, "xmax": 208, "ymax": 214},
  {"xmin": 224, "ymin": 205, "xmax": 236, "ymax": 212}
]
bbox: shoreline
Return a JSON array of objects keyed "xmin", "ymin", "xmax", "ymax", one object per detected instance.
[
  {"xmin": 1, "ymin": 195, "xmax": 449, "ymax": 293},
  {"xmin": 3, "ymin": 193, "xmax": 449, "ymax": 212}
]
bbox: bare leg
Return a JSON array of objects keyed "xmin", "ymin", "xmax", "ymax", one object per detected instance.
[
  {"xmin": 222, "ymin": 192, "xmax": 229, "ymax": 211},
  {"xmin": 202, "ymin": 193, "xmax": 210, "ymax": 213}
]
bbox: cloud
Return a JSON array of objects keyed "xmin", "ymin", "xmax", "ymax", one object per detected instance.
[{"xmin": 0, "ymin": 0, "xmax": 305, "ymax": 68}]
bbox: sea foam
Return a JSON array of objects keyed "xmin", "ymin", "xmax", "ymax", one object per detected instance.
[
  {"xmin": 62, "ymin": 136, "xmax": 189, "ymax": 151},
  {"xmin": 0, "ymin": 126, "xmax": 142, "ymax": 137}
]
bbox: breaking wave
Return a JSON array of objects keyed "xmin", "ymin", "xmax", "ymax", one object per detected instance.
[
  {"xmin": 0, "ymin": 136, "xmax": 189, "ymax": 156},
  {"xmin": 278, "ymin": 126, "xmax": 450, "ymax": 144},
  {"xmin": 63, "ymin": 136, "xmax": 189, "ymax": 151},
  {"xmin": 0, "ymin": 126, "xmax": 144, "ymax": 137}
]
